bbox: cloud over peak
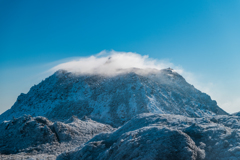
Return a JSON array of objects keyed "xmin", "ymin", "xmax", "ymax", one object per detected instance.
[{"xmin": 50, "ymin": 50, "xmax": 180, "ymax": 76}]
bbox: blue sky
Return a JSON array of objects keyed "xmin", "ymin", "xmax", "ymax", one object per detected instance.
[{"xmin": 0, "ymin": 0, "xmax": 240, "ymax": 114}]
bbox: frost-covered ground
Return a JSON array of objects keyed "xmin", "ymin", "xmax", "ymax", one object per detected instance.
[
  {"xmin": 58, "ymin": 113, "xmax": 240, "ymax": 160},
  {"xmin": 0, "ymin": 154, "xmax": 56, "ymax": 160},
  {"xmin": 0, "ymin": 115, "xmax": 114, "ymax": 159},
  {"xmin": 1, "ymin": 113, "xmax": 240, "ymax": 159}
]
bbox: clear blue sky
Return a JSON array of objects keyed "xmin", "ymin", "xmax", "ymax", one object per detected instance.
[{"xmin": 0, "ymin": 0, "xmax": 240, "ymax": 114}]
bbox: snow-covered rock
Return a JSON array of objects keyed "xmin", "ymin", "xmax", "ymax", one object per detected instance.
[
  {"xmin": 0, "ymin": 68, "xmax": 227, "ymax": 127},
  {"xmin": 232, "ymin": 111, "xmax": 240, "ymax": 117},
  {"xmin": 58, "ymin": 127, "xmax": 204, "ymax": 160},
  {"xmin": 58, "ymin": 113, "xmax": 240, "ymax": 160},
  {"xmin": 0, "ymin": 115, "xmax": 114, "ymax": 156}
]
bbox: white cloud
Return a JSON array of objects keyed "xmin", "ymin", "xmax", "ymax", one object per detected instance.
[{"xmin": 50, "ymin": 50, "xmax": 181, "ymax": 76}]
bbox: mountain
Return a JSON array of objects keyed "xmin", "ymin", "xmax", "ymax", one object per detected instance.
[{"xmin": 0, "ymin": 68, "xmax": 227, "ymax": 127}]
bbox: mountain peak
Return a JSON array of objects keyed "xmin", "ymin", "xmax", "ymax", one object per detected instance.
[{"xmin": 0, "ymin": 68, "xmax": 228, "ymax": 127}]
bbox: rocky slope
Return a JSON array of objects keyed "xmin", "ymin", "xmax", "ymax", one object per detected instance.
[
  {"xmin": 58, "ymin": 113, "xmax": 240, "ymax": 160},
  {"xmin": 0, "ymin": 115, "xmax": 114, "ymax": 156},
  {"xmin": 0, "ymin": 68, "xmax": 227, "ymax": 127}
]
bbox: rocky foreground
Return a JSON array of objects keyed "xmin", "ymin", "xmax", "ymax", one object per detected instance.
[
  {"xmin": 0, "ymin": 113, "xmax": 240, "ymax": 160},
  {"xmin": 57, "ymin": 113, "xmax": 240, "ymax": 160},
  {"xmin": 0, "ymin": 115, "xmax": 114, "ymax": 159}
]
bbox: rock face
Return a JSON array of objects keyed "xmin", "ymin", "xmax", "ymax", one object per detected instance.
[
  {"xmin": 58, "ymin": 113, "xmax": 240, "ymax": 160},
  {"xmin": 0, "ymin": 115, "xmax": 114, "ymax": 155},
  {"xmin": 0, "ymin": 68, "xmax": 227, "ymax": 127}
]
